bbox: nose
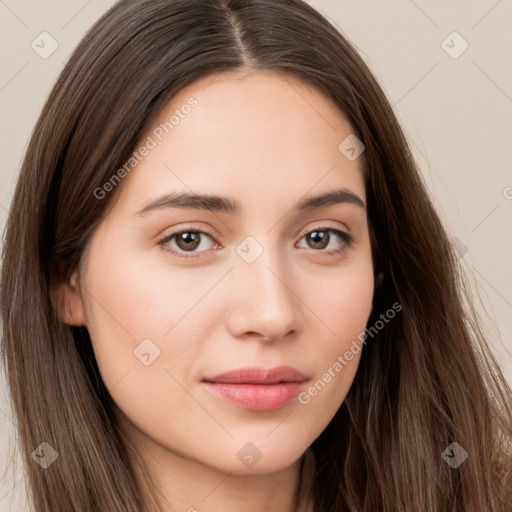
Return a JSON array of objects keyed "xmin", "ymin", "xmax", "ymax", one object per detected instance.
[{"xmin": 226, "ymin": 244, "xmax": 303, "ymax": 343}]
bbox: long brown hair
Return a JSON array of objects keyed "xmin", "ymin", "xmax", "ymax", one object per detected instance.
[{"xmin": 2, "ymin": 0, "xmax": 511, "ymax": 510}]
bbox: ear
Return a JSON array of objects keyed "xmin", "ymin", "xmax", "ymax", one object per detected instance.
[
  {"xmin": 375, "ymin": 271, "xmax": 384, "ymax": 288},
  {"xmin": 50, "ymin": 270, "xmax": 86, "ymax": 326}
]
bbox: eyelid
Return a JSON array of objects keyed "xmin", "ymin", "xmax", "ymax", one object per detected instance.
[{"xmin": 296, "ymin": 220, "xmax": 351, "ymax": 239}]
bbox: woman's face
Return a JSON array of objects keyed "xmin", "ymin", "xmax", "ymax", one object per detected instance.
[{"xmin": 63, "ymin": 70, "xmax": 374, "ymax": 475}]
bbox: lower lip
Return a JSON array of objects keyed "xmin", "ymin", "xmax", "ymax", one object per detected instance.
[{"xmin": 201, "ymin": 381, "xmax": 305, "ymax": 411}]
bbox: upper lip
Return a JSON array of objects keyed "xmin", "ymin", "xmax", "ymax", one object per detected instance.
[{"xmin": 202, "ymin": 365, "xmax": 307, "ymax": 384}]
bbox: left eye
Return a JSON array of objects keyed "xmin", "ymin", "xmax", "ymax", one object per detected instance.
[{"xmin": 296, "ymin": 228, "xmax": 353, "ymax": 254}]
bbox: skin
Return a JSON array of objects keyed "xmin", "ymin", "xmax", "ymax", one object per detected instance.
[{"xmin": 58, "ymin": 69, "xmax": 375, "ymax": 512}]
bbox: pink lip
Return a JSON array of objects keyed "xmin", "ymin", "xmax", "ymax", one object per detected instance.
[{"xmin": 201, "ymin": 366, "xmax": 307, "ymax": 411}]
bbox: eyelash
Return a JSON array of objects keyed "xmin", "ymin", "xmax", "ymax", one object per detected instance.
[{"xmin": 157, "ymin": 226, "xmax": 354, "ymax": 259}]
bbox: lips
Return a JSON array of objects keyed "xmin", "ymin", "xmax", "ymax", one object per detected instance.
[
  {"xmin": 202, "ymin": 365, "xmax": 307, "ymax": 385},
  {"xmin": 201, "ymin": 366, "xmax": 308, "ymax": 411}
]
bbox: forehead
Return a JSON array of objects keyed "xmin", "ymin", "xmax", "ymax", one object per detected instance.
[{"xmin": 112, "ymin": 70, "xmax": 366, "ymax": 215}]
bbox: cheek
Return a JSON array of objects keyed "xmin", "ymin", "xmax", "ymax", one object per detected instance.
[
  {"xmin": 305, "ymin": 256, "xmax": 374, "ymax": 345},
  {"xmin": 295, "ymin": 258, "xmax": 374, "ymax": 411},
  {"xmin": 81, "ymin": 244, "xmax": 218, "ymax": 395},
  {"xmin": 80, "ymin": 256, "xmax": 201, "ymax": 435},
  {"xmin": 296, "ymin": 293, "xmax": 369, "ymax": 433},
  {"xmin": 79, "ymin": 251, "xmax": 173, "ymax": 386}
]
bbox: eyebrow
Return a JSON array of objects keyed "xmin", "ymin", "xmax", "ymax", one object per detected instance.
[{"xmin": 135, "ymin": 187, "xmax": 366, "ymax": 216}]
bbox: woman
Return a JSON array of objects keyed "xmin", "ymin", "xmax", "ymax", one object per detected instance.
[{"xmin": 1, "ymin": 0, "xmax": 511, "ymax": 510}]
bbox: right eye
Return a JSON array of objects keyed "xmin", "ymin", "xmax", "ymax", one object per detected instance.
[{"xmin": 158, "ymin": 228, "xmax": 220, "ymax": 258}]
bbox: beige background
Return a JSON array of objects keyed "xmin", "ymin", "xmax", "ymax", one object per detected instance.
[{"xmin": 1, "ymin": 1, "xmax": 511, "ymax": 510}]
